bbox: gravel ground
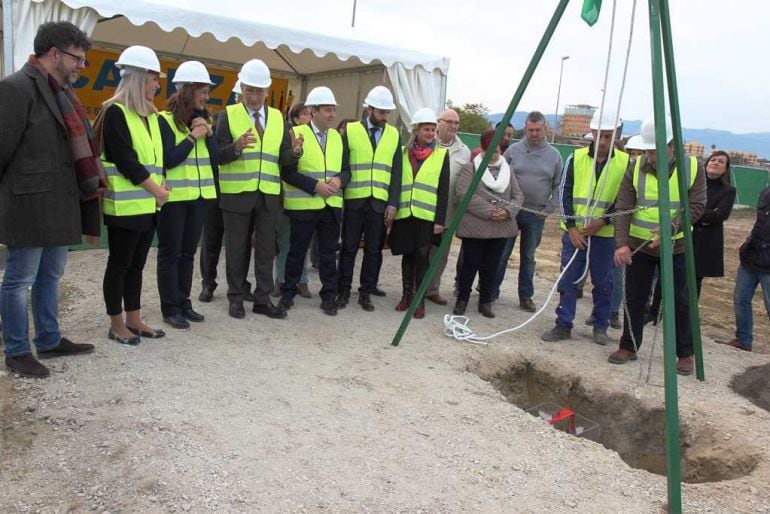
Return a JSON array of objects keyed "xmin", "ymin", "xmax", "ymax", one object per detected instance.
[{"xmin": 1, "ymin": 241, "xmax": 769, "ymax": 513}]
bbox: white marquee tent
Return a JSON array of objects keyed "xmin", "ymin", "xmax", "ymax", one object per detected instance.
[{"xmin": 1, "ymin": 0, "xmax": 450, "ymax": 127}]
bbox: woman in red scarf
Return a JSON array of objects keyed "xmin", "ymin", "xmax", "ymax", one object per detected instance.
[{"xmin": 388, "ymin": 108, "xmax": 450, "ymax": 318}]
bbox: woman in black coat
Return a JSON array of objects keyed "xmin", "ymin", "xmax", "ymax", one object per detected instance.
[{"xmin": 692, "ymin": 150, "xmax": 736, "ymax": 297}]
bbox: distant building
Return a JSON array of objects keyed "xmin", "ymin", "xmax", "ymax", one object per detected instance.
[
  {"xmin": 728, "ymin": 150, "xmax": 759, "ymax": 167},
  {"xmin": 561, "ymin": 104, "xmax": 595, "ymax": 137},
  {"xmin": 683, "ymin": 141, "xmax": 705, "ymax": 157}
]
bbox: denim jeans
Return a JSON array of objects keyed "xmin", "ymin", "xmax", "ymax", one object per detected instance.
[
  {"xmin": 555, "ymin": 234, "xmax": 615, "ymax": 329},
  {"xmin": 493, "ymin": 210, "xmax": 545, "ymax": 300},
  {"xmin": 733, "ymin": 264, "xmax": 770, "ymax": 348},
  {"xmin": 1, "ymin": 246, "xmax": 68, "ymax": 357}
]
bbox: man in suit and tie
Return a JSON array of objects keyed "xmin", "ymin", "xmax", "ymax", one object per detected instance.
[
  {"xmin": 215, "ymin": 59, "xmax": 303, "ymax": 320},
  {"xmin": 335, "ymin": 86, "xmax": 402, "ymax": 311},
  {"xmin": 279, "ymin": 87, "xmax": 350, "ymax": 316}
]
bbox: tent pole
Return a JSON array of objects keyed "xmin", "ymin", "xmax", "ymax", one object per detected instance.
[
  {"xmin": 391, "ymin": 0, "xmax": 572, "ymax": 346},
  {"xmin": 2, "ymin": 0, "xmax": 13, "ymax": 77},
  {"xmin": 648, "ymin": 0, "xmax": 683, "ymax": 511},
  {"xmin": 658, "ymin": 0, "xmax": 705, "ymax": 381}
]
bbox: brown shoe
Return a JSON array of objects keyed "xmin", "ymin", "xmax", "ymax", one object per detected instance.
[
  {"xmin": 716, "ymin": 339, "xmax": 752, "ymax": 352},
  {"xmin": 5, "ymin": 353, "xmax": 50, "ymax": 378},
  {"xmin": 676, "ymin": 355, "xmax": 695, "ymax": 376},
  {"xmin": 297, "ymin": 283, "xmax": 312, "ymax": 299},
  {"xmin": 519, "ymin": 298, "xmax": 536, "ymax": 312},
  {"xmin": 37, "ymin": 337, "xmax": 95, "ymax": 359},
  {"xmin": 608, "ymin": 348, "xmax": 638, "ymax": 365},
  {"xmin": 426, "ymin": 293, "xmax": 447, "ymax": 305}
]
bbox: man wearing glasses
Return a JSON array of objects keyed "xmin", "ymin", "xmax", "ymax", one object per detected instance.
[
  {"xmin": 1, "ymin": 22, "xmax": 99, "ymax": 378},
  {"xmin": 425, "ymin": 109, "xmax": 471, "ymax": 305}
]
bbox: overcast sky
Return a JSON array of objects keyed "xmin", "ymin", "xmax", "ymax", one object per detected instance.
[{"xmin": 165, "ymin": 0, "xmax": 768, "ymax": 134}]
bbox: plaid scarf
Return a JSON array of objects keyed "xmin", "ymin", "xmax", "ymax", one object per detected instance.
[{"xmin": 28, "ymin": 55, "xmax": 105, "ymax": 200}]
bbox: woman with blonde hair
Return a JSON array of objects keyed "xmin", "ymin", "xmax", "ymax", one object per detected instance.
[
  {"xmin": 388, "ymin": 108, "xmax": 449, "ymax": 319},
  {"xmin": 95, "ymin": 45, "xmax": 169, "ymax": 344},
  {"xmin": 156, "ymin": 61, "xmax": 221, "ymax": 329}
]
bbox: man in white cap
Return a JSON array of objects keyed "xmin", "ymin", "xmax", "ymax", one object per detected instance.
[
  {"xmin": 336, "ymin": 86, "xmax": 402, "ymax": 311},
  {"xmin": 542, "ymin": 108, "xmax": 629, "ymax": 345},
  {"xmin": 215, "ymin": 59, "xmax": 304, "ymax": 320},
  {"xmin": 279, "ymin": 86, "xmax": 350, "ymax": 316},
  {"xmin": 609, "ymin": 115, "xmax": 706, "ymax": 375}
]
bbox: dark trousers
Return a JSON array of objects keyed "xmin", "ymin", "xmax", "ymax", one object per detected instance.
[
  {"xmin": 621, "ymin": 252, "xmax": 693, "ymax": 358},
  {"xmin": 457, "ymin": 238, "xmax": 507, "ymax": 304},
  {"xmin": 222, "ymin": 199, "xmax": 278, "ymax": 305},
  {"xmin": 283, "ymin": 207, "xmax": 341, "ymax": 302},
  {"xmin": 338, "ymin": 202, "xmax": 385, "ymax": 294},
  {"xmin": 103, "ymin": 225, "xmax": 155, "ymax": 316},
  {"xmin": 199, "ymin": 200, "xmax": 253, "ymax": 293},
  {"xmin": 157, "ymin": 199, "xmax": 207, "ymax": 317}
]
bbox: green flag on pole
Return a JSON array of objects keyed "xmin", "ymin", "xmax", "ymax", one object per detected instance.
[{"xmin": 581, "ymin": 0, "xmax": 602, "ymax": 26}]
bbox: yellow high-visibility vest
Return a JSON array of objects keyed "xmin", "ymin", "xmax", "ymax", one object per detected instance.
[
  {"xmin": 630, "ymin": 155, "xmax": 698, "ymax": 241},
  {"xmin": 395, "ymin": 146, "xmax": 447, "ymax": 222},
  {"xmin": 101, "ymin": 103, "xmax": 164, "ymax": 216},
  {"xmin": 560, "ymin": 146, "xmax": 629, "ymax": 237},
  {"xmin": 159, "ymin": 112, "xmax": 216, "ymax": 202},
  {"xmin": 283, "ymin": 124, "xmax": 343, "ymax": 210},
  {"xmin": 218, "ymin": 103, "xmax": 283, "ymax": 195},
  {"xmin": 344, "ymin": 121, "xmax": 399, "ymax": 202}
]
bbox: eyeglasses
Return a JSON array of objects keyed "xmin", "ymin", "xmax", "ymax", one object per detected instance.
[
  {"xmin": 58, "ymin": 48, "xmax": 88, "ymax": 66},
  {"xmin": 439, "ymin": 119, "xmax": 460, "ymax": 126}
]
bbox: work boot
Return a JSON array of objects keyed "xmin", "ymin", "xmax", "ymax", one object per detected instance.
[
  {"xmin": 453, "ymin": 300, "xmax": 468, "ymax": 315},
  {"xmin": 584, "ymin": 314, "xmax": 595, "ymax": 326},
  {"xmin": 358, "ymin": 293, "xmax": 375, "ymax": 312},
  {"xmin": 519, "ymin": 298, "xmax": 536, "ymax": 313},
  {"xmin": 541, "ymin": 324, "xmax": 571, "ymax": 342},
  {"xmin": 608, "ymin": 348, "xmax": 638, "ymax": 364},
  {"xmin": 592, "ymin": 327, "xmax": 613, "ymax": 346},
  {"xmin": 336, "ymin": 289, "xmax": 351, "ymax": 309},
  {"xmin": 478, "ymin": 303, "xmax": 495, "ymax": 318},
  {"xmin": 610, "ymin": 313, "xmax": 621, "ymax": 330},
  {"xmin": 676, "ymin": 356, "xmax": 695, "ymax": 376},
  {"xmin": 716, "ymin": 339, "xmax": 752, "ymax": 352}
]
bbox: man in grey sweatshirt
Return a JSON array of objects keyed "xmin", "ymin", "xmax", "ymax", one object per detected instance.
[{"xmin": 495, "ymin": 111, "xmax": 563, "ymax": 311}]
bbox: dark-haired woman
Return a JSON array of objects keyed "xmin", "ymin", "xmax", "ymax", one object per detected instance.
[
  {"xmin": 692, "ymin": 151, "xmax": 736, "ymax": 297},
  {"xmin": 156, "ymin": 61, "xmax": 221, "ymax": 329}
]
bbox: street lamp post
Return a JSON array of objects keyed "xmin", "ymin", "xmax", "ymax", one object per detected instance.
[{"xmin": 552, "ymin": 55, "xmax": 569, "ymax": 142}]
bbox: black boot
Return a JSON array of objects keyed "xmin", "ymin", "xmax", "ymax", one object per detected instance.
[{"xmin": 396, "ymin": 258, "xmax": 415, "ymax": 311}]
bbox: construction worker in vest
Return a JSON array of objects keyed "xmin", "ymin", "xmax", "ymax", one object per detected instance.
[
  {"xmin": 336, "ymin": 86, "xmax": 402, "ymax": 312},
  {"xmin": 156, "ymin": 61, "xmax": 221, "ymax": 330},
  {"xmin": 278, "ymin": 87, "xmax": 350, "ymax": 316},
  {"xmin": 95, "ymin": 46, "xmax": 169, "ymax": 345},
  {"xmin": 609, "ymin": 115, "xmax": 706, "ymax": 375},
  {"xmin": 542, "ymin": 109, "xmax": 629, "ymax": 345},
  {"xmin": 214, "ymin": 59, "xmax": 304, "ymax": 320},
  {"xmin": 388, "ymin": 108, "xmax": 450, "ymax": 319}
]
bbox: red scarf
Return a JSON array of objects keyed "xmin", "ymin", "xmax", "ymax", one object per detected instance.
[
  {"xmin": 408, "ymin": 141, "xmax": 435, "ymax": 175},
  {"xmin": 28, "ymin": 55, "xmax": 106, "ymax": 201}
]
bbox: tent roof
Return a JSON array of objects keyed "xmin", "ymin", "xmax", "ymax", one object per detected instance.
[{"xmin": 54, "ymin": 0, "xmax": 449, "ymax": 76}]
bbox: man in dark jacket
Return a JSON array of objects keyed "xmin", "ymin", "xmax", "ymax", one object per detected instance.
[
  {"xmin": 721, "ymin": 185, "xmax": 770, "ymax": 352},
  {"xmin": 0, "ymin": 22, "xmax": 97, "ymax": 378}
]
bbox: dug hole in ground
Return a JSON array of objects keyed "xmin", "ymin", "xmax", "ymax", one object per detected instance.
[{"xmin": 1, "ymin": 212, "xmax": 769, "ymax": 512}]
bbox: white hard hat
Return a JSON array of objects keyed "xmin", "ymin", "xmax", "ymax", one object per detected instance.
[
  {"xmin": 589, "ymin": 108, "xmax": 622, "ymax": 130},
  {"xmin": 363, "ymin": 85, "xmax": 396, "ymax": 110},
  {"xmin": 172, "ymin": 61, "xmax": 213, "ymax": 85},
  {"xmin": 411, "ymin": 107, "xmax": 437, "ymax": 126},
  {"xmin": 305, "ymin": 86, "xmax": 337, "ymax": 106},
  {"xmin": 625, "ymin": 134, "xmax": 644, "ymax": 150},
  {"xmin": 232, "ymin": 80, "xmax": 241, "ymax": 94},
  {"xmin": 115, "ymin": 45, "xmax": 165, "ymax": 77},
  {"xmin": 638, "ymin": 114, "xmax": 673, "ymax": 149},
  {"xmin": 238, "ymin": 59, "xmax": 272, "ymax": 88}
]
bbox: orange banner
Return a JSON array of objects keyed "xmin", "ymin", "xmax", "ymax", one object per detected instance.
[{"xmin": 73, "ymin": 48, "xmax": 290, "ymax": 119}]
